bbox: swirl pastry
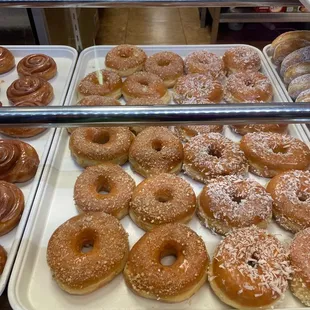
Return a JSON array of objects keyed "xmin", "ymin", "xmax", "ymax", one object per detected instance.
[
  {"xmin": 17, "ymin": 54, "xmax": 57, "ymax": 80},
  {"xmin": 0, "ymin": 245, "xmax": 6, "ymax": 275},
  {"xmin": 0, "ymin": 47, "xmax": 15, "ymax": 74},
  {"xmin": 0, "ymin": 139, "xmax": 39, "ymax": 183},
  {"xmin": 7, "ymin": 76, "xmax": 54, "ymax": 105},
  {"xmin": 0, "ymin": 181, "xmax": 24, "ymax": 236}
]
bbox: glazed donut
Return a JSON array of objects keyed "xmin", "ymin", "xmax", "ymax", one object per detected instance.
[
  {"xmin": 173, "ymin": 125, "xmax": 223, "ymax": 142},
  {"xmin": 288, "ymin": 74, "xmax": 310, "ymax": 100},
  {"xmin": 69, "ymin": 127, "xmax": 134, "ymax": 168},
  {"xmin": 209, "ymin": 226, "xmax": 291, "ymax": 309},
  {"xmin": 129, "ymin": 127, "xmax": 183, "ymax": 178},
  {"xmin": 124, "ymin": 223, "xmax": 209, "ymax": 302},
  {"xmin": 266, "ymin": 170, "xmax": 310, "ymax": 233},
  {"xmin": 74, "ymin": 163, "xmax": 135, "ymax": 219},
  {"xmin": 0, "ymin": 101, "xmax": 47, "ymax": 138},
  {"xmin": 0, "ymin": 181, "xmax": 24, "ymax": 236},
  {"xmin": 289, "ymin": 228, "xmax": 310, "ymax": 306},
  {"xmin": 130, "ymin": 173, "xmax": 196, "ymax": 231},
  {"xmin": 240, "ymin": 132, "xmax": 310, "ymax": 178},
  {"xmin": 0, "ymin": 139, "xmax": 39, "ymax": 183},
  {"xmin": 0, "ymin": 47, "xmax": 15, "ymax": 74},
  {"xmin": 184, "ymin": 50, "xmax": 225, "ymax": 80},
  {"xmin": 0, "ymin": 245, "xmax": 7, "ymax": 275},
  {"xmin": 144, "ymin": 51, "xmax": 184, "ymax": 88},
  {"xmin": 223, "ymin": 46, "xmax": 261, "ymax": 74},
  {"xmin": 17, "ymin": 54, "xmax": 57, "ymax": 80},
  {"xmin": 231, "ymin": 124, "xmax": 288, "ymax": 136},
  {"xmin": 183, "ymin": 133, "xmax": 248, "ymax": 183},
  {"xmin": 296, "ymin": 88, "xmax": 310, "ymax": 102},
  {"xmin": 224, "ymin": 72, "xmax": 273, "ymax": 103},
  {"xmin": 173, "ymin": 74, "xmax": 223, "ymax": 104},
  {"xmin": 47, "ymin": 212, "xmax": 129, "ymax": 295},
  {"xmin": 284, "ymin": 61, "xmax": 310, "ymax": 84},
  {"xmin": 197, "ymin": 175, "xmax": 272, "ymax": 235},
  {"xmin": 7, "ymin": 76, "xmax": 54, "ymax": 106},
  {"xmin": 105, "ymin": 44, "xmax": 147, "ymax": 77},
  {"xmin": 77, "ymin": 69, "xmax": 122, "ymax": 100},
  {"xmin": 122, "ymin": 72, "xmax": 170, "ymax": 104},
  {"xmin": 280, "ymin": 46, "xmax": 310, "ymax": 77}
]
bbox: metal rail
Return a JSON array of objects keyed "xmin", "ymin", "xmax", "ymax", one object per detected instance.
[{"xmin": 1, "ymin": 104, "xmax": 310, "ymax": 127}]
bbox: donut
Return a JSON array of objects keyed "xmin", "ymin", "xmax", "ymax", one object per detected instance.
[
  {"xmin": 224, "ymin": 71, "xmax": 273, "ymax": 103},
  {"xmin": 197, "ymin": 175, "xmax": 272, "ymax": 235},
  {"xmin": 0, "ymin": 101, "xmax": 47, "ymax": 138},
  {"xmin": 17, "ymin": 54, "xmax": 57, "ymax": 80},
  {"xmin": 122, "ymin": 72, "xmax": 170, "ymax": 104},
  {"xmin": 240, "ymin": 132, "xmax": 310, "ymax": 178},
  {"xmin": 173, "ymin": 124, "xmax": 223, "ymax": 142},
  {"xmin": 7, "ymin": 76, "xmax": 54, "ymax": 105},
  {"xmin": 129, "ymin": 173, "xmax": 196, "ymax": 231},
  {"xmin": 0, "ymin": 181, "xmax": 24, "ymax": 236},
  {"xmin": 266, "ymin": 170, "xmax": 310, "ymax": 233},
  {"xmin": 184, "ymin": 50, "xmax": 225, "ymax": 80},
  {"xmin": 105, "ymin": 44, "xmax": 147, "ymax": 77},
  {"xmin": 230, "ymin": 124, "xmax": 288, "ymax": 136},
  {"xmin": 0, "ymin": 139, "xmax": 39, "ymax": 183},
  {"xmin": 69, "ymin": 127, "xmax": 134, "ymax": 168},
  {"xmin": 74, "ymin": 163, "xmax": 135, "ymax": 219},
  {"xmin": 296, "ymin": 88, "xmax": 310, "ymax": 102},
  {"xmin": 0, "ymin": 47, "xmax": 15, "ymax": 74},
  {"xmin": 288, "ymin": 74, "xmax": 310, "ymax": 100},
  {"xmin": 223, "ymin": 46, "xmax": 261, "ymax": 74},
  {"xmin": 144, "ymin": 51, "xmax": 184, "ymax": 88},
  {"xmin": 77, "ymin": 69, "xmax": 122, "ymax": 100},
  {"xmin": 129, "ymin": 127, "xmax": 183, "ymax": 178},
  {"xmin": 123, "ymin": 223, "xmax": 209, "ymax": 302},
  {"xmin": 209, "ymin": 226, "xmax": 291, "ymax": 309},
  {"xmin": 289, "ymin": 228, "xmax": 310, "ymax": 306},
  {"xmin": 47, "ymin": 212, "xmax": 129, "ymax": 295},
  {"xmin": 0, "ymin": 245, "xmax": 7, "ymax": 275},
  {"xmin": 284, "ymin": 61, "xmax": 310, "ymax": 85},
  {"xmin": 183, "ymin": 133, "xmax": 248, "ymax": 183},
  {"xmin": 173, "ymin": 74, "xmax": 223, "ymax": 104}
]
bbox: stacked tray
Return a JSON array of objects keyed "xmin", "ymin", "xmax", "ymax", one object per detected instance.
[
  {"xmin": 8, "ymin": 45, "xmax": 310, "ymax": 309},
  {"xmin": 0, "ymin": 45, "xmax": 77, "ymax": 295}
]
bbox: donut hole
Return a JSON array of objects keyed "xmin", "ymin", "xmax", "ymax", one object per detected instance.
[
  {"xmin": 298, "ymin": 191, "xmax": 310, "ymax": 202},
  {"xmin": 160, "ymin": 248, "xmax": 178, "ymax": 266},
  {"xmin": 139, "ymin": 80, "xmax": 149, "ymax": 87},
  {"xmin": 81, "ymin": 240, "xmax": 94, "ymax": 254},
  {"xmin": 93, "ymin": 131, "xmax": 110, "ymax": 145},
  {"xmin": 76, "ymin": 230, "xmax": 96, "ymax": 254},
  {"xmin": 155, "ymin": 189, "xmax": 173, "ymax": 203},
  {"xmin": 152, "ymin": 140, "xmax": 163, "ymax": 152},
  {"xmin": 272, "ymin": 145, "xmax": 289, "ymax": 154},
  {"xmin": 208, "ymin": 146, "xmax": 222, "ymax": 158},
  {"xmin": 232, "ymin": 195, "xmax": 243, "ymax": 204},
  {"xmin": 97, "ymin": 181, "xmax": 111, "ymax": 195},
  {"xmin": 118, "ymin": 50, "xmax": 132, "ymax": 58},
  {"xmin": 157, "ymin": 59, "xmax": 171, "ymax": 67},
  {"xmin": 244, "ymin": 80, "xmax": 255, "ymax": 87},
  {"xmin": 247, "ymin": 252, "xmax": 259, "ymax": 268}
]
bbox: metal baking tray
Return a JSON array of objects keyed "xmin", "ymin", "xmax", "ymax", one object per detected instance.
[
  {"xmin": 8, "ymin": 45, "xmax": 310, "ymax": 309},
  {"xmin": 0, "ymin": 45, "xmax": 78, "ymax": 295}
]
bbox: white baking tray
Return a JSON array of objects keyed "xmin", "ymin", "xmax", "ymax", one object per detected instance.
[
  {"xmin": 0, "ymin": 45, "xmax": 77, "ymax": 295},
  {"xmin": 8, "ymin": 45, "xmax": 310, "ymax": 310}
]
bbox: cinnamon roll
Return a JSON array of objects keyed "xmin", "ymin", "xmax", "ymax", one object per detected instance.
[
  {"xmin": 0, "ymin": 139, "xmax": 39, "ymax": 183},
  {"xmin": 0, "ymin": 245, "xmax": 6, "ymax": 275},
  {"xmin": 17, "ymin": 54, "xmax": 57, "ymax": 80},
  {"xmin": 7, "ymin": 76, "xmax": 54, "ymax": 105},
  {"xmin": 0, "ymin": 47, "xmax": 15, "ymax": 74},
  {"xmin": 0, "ymin": 181, "xmax": 24, "ymax": 236}
]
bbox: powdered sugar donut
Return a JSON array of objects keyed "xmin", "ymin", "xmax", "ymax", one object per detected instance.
[
  {"xmin": 296, "ymin": 88, "xmax": 310, "ymax": 102},
  {"xmin": 288, "ymin": 74, "xmax": 310, "ymax": 100}
]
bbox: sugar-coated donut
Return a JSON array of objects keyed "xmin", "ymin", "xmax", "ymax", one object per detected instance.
[
  {"xmin": 288, "ymin": 74, "xmax": 310, "ymax": 100},
  {"xmin": 105, "ymin": 44, "xmax": 147, "ymax": 77},
  {"xmin": 289, "ymin": 228, "xmax": 310, "ymax": 306},
  {"xmin": 130, "ymin": 173, "xmax": 196, "ymax": 231},
  {"xmin": 224, "ymin": 71, "xmax": 273, "ymax": 103},
  {"xmin": 0, "ymin": 47, "xmax": 15, "ymax": 74},
  {"xmin": 296, "ymin": 88, "xmax": 310, "ymax": 102},
  {"xmin": 283, "ymin": 61, "xmax": 310, "ymax": 84},
  {"xmin": 122, "ymin": 72, "xmax": 170, "ymax": 103},
  {"xmin": 223, "ymin": 46, "xmax": 261, "ymax": 74},
  {"xmin": 209, "ymin": 226, "xmax": 291, "ymax": 309},
  {"xmin": 47, "ymin": 212, "xmax": 129, "ymax": 295},
  {"xmin": 124, "ymin": 223, "xmax": 209, "ymax": 302},
  {"xmin": 198, "ymin": 175, "xmax": 272, "ymax": 235},
  {"xmin": 77, "ymin": 69, "xmax": 122, "ymax": 99},
  {"xmin": 240, "ymin": 132, "xmax": 310, "ymax": 178},
  {"xmin": 231, "ymin": 124, "xmax": 288, "ymax": 136},
  {"xmin": 183, "ymin": 133, "xmax": 248, "ymax": 183},
  {"xmin": 266, "ymin": 170, "xmax": 310, "ymax": 233},
  {"xmin": 74, "ymin": 163, "xmax": 135, "ymax": 219},
  {"xmin": 145, "ymin": 51, "xmax": 184, "ymax": 88},
  {"xmin": 69, "ymin": 127, "xmax": 134, "ymax": 168},
  {"xmin": 0, "ymin": 245, "xmax": 7, "ymax": 275},
  {"xmin": 129, "ymin": 127, "xmax": 183, "ymax": 178},
  {"xmin": 0, "ymin": 181, "xmax": 24, "ymax": 236}
]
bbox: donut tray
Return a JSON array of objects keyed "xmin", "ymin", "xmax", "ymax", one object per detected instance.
[
  {"xmin": 8, "ymin": 45, "xmax": 310, "ymax": 310},
  {"xmin": 0, "ymin": 46, "xmax": 78, "ymax": 296}
]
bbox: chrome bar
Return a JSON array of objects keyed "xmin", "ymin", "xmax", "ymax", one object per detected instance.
[{"xmin": 1, "ymin": 104, "xmax": 310, "ymax": 128}]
